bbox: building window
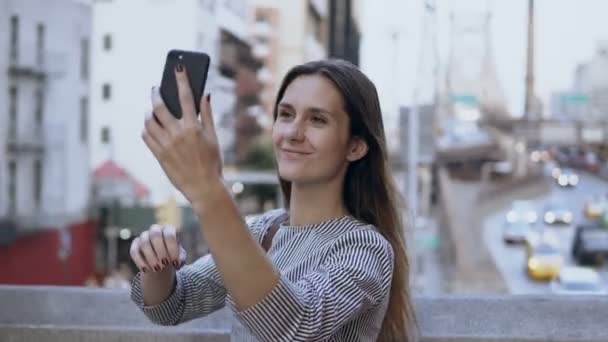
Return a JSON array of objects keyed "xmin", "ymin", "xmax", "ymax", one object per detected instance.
[
  {"xmin": 9, "ymin": 86, "xmax": 18, "ymax": 139},
  {"xmin": 36, "ymin": 23, "xmax": 45, "ymax": 66},
  {"xmin": 10, "ymin": 15, "xmax": 18, "ymax": 63},
  {"xmin": 81, "ymin": 38, "xmax": 89, "ymax": 80},
  {"xmin": 35, "ymin": 88, "xmax": 43, "ymax": 129},
  {"xmin": 102, "ymin": 83, "xmax": 111, "ymax": 100},
  {"xmin": 80, "ymin": 96, "xmax": 89, "ymax": 143},
  {"xmin": 103, "ymin": 34, "xmax": 112, "ymax": 51},
  {"xmin": 101, "ymin": 126, "xmax": 111, "ymax": 144},
  {"xmin": 34, "ymin": 159, "xmax": 43, "ymax": 207},
  {"xmin": 8, "ymin": 161, "xmax": 17, "ymax": 215}
]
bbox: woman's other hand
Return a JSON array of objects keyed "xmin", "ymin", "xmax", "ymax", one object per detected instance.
[{"xmin": 130, "ymin": 224, "xmax": 186, "ymax": 273}]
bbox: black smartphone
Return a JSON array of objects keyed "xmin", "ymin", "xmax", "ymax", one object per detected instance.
[{"xmin": 159, "ymin": 49, "xmax": 210, "ymax": 119}]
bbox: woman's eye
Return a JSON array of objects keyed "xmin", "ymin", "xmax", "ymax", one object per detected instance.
[
  {"xmin": 311, "ymin": 116, "xmax": 327, "ymax": 124},
  {"xmin": 279, "ymin": 111, "xmax": 293, "ymax": 118}
]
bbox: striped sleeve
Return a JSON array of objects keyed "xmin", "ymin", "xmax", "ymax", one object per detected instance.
[
  {"xmin": 131, "ymin": 253, "xmax": 226, "ymax": 325},
  {"xmin": 230, "ymin": 228, "xmax": 394, "ymax": 342}
]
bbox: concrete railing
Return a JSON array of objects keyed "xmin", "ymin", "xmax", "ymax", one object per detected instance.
[{"xmin": 1, "ymin": 285, "xmax": 607, "ymax": 342}]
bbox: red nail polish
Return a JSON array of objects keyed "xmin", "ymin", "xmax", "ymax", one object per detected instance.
[
  {"xmin": 142, "ymin": 267, "xmax": 148, "ymax": 273},
  {"xmin": 206, "ymin": 94, "xmax": 211, "ymax": 102},
  {"xmin": 172, "ymin": 260, "xmax": 179, "ymax": 268},
  {"xmin": 176, "ymin": 64, "xmax": 184, "ymax": 72},
  {"xmin": 162, "ymin": 258, "xmax": 169, "ymax": 266},
  {"xmin": 154, "ymin": 265, "xmax": 161, "ymax": 272}
]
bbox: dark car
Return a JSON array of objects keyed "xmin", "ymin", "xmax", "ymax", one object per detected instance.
[{"xmin": 572, "ymin": 224, "xmax": 608, "ymax": 266}]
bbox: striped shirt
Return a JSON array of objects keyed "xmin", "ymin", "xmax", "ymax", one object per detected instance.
[{"xmin": 131, "ymin": 208, "xmax": 394, "ymax": 341}]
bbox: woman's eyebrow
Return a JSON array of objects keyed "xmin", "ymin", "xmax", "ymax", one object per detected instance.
[
  {"xmin": 277, "ymin": 102, "xmax": 295, "ymax": 111},
  {"xmin": 279, "ymin": 102, "xmax": 334, "ymax": 116},
  {"xmin": 308, "ymin": 106, "xmax": 334, "ymax": 116}
]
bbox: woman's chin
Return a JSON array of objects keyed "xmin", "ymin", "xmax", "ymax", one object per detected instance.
[
  {"xmin": 277, "ymin": 172, "xmax": 300, "ymax": 183},
  {"xmin": 277, "ymin": 168, "xmax": 307, "ymax": 183}
]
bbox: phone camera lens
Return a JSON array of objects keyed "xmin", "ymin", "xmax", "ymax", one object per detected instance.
[{"xmin": 178, "ymin": 55, "xmax": 183, "ymax": 60}]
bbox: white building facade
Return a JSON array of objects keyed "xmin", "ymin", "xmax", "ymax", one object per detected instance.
[
  {"xmin": 91, "ymin": 0, "xmax": 252, "ymax": 205},
  {"xmin": 0, "ymin": 0, "xmax": 92, "ymax": 228}
]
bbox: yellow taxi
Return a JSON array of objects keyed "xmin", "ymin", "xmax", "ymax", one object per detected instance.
[{"xmin": 525, "ymin": 230, "xmax": 563, "ymax": 281}]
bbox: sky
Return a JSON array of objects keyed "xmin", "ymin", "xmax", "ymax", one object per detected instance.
[{"xmin": 360, "ymin": 0, "xmax": 608, "ymax": 125}]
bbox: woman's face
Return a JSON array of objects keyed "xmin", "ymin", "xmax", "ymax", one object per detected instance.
[{"xmin": 272, "ymin": 74, "xmax": 365, "ymax": 185}]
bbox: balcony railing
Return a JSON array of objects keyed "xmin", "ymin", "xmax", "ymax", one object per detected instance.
[
  {"xmin": 8, "ymin": 46, "xmax": 48, "ymax": 82},
  {"xmin": 6, "ymin": 127, "xmax": 45, "ymax": 154},
  {"xmin": 0, "ymin": 285, "xmax": 606, "ymax": 342}
]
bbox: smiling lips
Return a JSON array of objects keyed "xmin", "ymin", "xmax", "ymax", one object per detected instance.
[{"xmin": 281, "ymin": 148, "xmax": 311, "ymax": 159}]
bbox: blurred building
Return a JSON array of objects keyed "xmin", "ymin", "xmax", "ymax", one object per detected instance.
[
  {"xmin": 251, "ymin": 0, "xmax": 330, "ymax": 117},
  {"xmin": 567, "ymin": 41, "xmax": 608, "ymax": 122},
  {"xmin": 251, "ymin": 0, "xmax": 361, "ymax": 117},
  {"xmin": 327, "ymin": 0, "xmax": 361, "ymax": 65},
  {"xmin": 90, "ymin": 0, "xmax": 256, "ymax": 202},
  {"xmin": 0, "ymin": 0, "xmax": 96, "ymax": 286},
  {"xmin": 92, "ymin": 159, "xmax": 149, "ymax": 207},
  {"xmin": 400, "ymin": 105, "xmax": 436, "ymax": 165},
  {"xmin": 549, "ymin": 91, "xmax": 586, "ymax": 122},
  {"xmin": 0, "ymin": 0, "xmax": 93, "ymax": 230}
]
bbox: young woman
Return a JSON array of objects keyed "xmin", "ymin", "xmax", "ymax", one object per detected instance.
[{"xmin": 130, "ymin": 59, "xmax": 416, "ymax": 341}]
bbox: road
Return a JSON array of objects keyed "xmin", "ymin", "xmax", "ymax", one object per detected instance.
[{"xmin": 484, "ymin": 172, "xmax": 608, "ymax": 294}]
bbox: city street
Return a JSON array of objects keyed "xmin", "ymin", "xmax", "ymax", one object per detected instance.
[{"xmin": 484, "ymin": 172, "xmax": 608, "ymax": 294}]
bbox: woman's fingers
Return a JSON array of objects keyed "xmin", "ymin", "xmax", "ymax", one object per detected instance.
[
  {"xmin": 162, "ymin": 225, "xmax": 181, "ymax": 267},
  {"xmin": 144, "ymin": 110, "xmax": 170, "ymax": 147},
  {"xmin": 174, "ymin": 66, "xmax": 197, "ymax": 125},
  {"xmin": 151, "ymin": 86, "xmax": 179, "ymax": 133},
  {"xmin": 130, "ymin": 237, "xmax": 150, "ymax": 273},
  {"xmin": 139, "ymin": 231, "xmax": 161, "ymax": 272},
  {"xmin": 149, "ymin": 224, "xmax": 170, "ymax": 268},
  {"xmin": 199, "ymin": 93, "xmax": 217, "ymax": 139}
]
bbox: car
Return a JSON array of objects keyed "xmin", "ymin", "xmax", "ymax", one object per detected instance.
[
  {"xmin": 574, "ymin": 151, "xmax": 600, "ymax": 173},
  {"xmin": 543, "ymin": 199, "xmax": 574, "ymax": 225},
  {"xmin": 503, "ymin": 222, "xmax": 532, "ymax": 244},
  {"xmin": 550, "ymin": 266, "xmax": 607, "ymax": 295},
  {"xmin": 525, "ymin": 230, "xmax": 563, "ymax": 281},
  {"xmin": 551, "ymin": 165, "xmax": 562, "ymax": 179},
  {"xmin": 554, "ymin": 168, "xmax": 578, "ymax": 187},
  {"xmin": 572, "ymin": 224, "xmax": 608, "ymax": 266},
  {"xmin": 584, "ymin": 195, "xmax": 608, "ymax": 219},
  {"xmin": 530, "ymin": 149, "xmax": 551, "ymax": 163},
  {"xmin": 506, "ymin": 200, "xmax": 538, "ymax": 224}
]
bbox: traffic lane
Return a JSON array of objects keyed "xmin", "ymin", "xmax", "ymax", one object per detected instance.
[
  {"xmin": 485, "ymin": 212, "xmax": 549, "ymax": 294},
  {"xmin": 484, "ymin": 172, "xmax": 608, "ymax": 294}
]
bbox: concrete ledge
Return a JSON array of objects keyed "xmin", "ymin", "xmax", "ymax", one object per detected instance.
[{"xmin": 1, "ymin": 286, "xmax": 608, "ymax": 341}]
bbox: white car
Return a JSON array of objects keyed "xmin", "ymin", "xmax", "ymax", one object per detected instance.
[
  {"xmin": 550, "ymin": 266, "xmax": 607, "ymax": 295},
  {"xmin": 503, "ymin": 222, "xmax": 532, "ymax": 244},
  {"xmin": 554, "ymin": 168, "xmax": 579, "ymax": 187},
  {"xmin": 543, "ymin": 199, "xmax": 574, "ymax": 225},
  {"xmin": 506, "ymin": 200, "xmax": 538, "ymax": 224}
]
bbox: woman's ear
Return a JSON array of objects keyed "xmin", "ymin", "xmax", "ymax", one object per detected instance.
[{"xmin": 346, "ymin": 136, "xmax": 368, "ymax": 162}]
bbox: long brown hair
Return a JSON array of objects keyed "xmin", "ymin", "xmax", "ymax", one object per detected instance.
[{"xmin": 272, "ymin": 59, "xmax": 417, "ymax": 341}]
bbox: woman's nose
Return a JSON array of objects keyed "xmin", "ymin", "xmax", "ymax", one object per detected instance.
[{"xmin": 285, "ymin": 120, "xmax": 305, "ymax": 141}]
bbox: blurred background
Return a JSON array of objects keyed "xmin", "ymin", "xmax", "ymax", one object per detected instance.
[{"xmin": 1, "ymin": 0, "xmax": 608, "ymax": 297}]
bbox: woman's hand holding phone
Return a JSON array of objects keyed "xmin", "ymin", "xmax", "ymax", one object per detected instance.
[{"xmin": 142, "ymin": 65, "xmax": 222, "ymax": 207}]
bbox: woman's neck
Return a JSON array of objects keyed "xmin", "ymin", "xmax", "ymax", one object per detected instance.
[{"xmin": 288, "ymin": 178, "xmax": 348, "ymax": 227}]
